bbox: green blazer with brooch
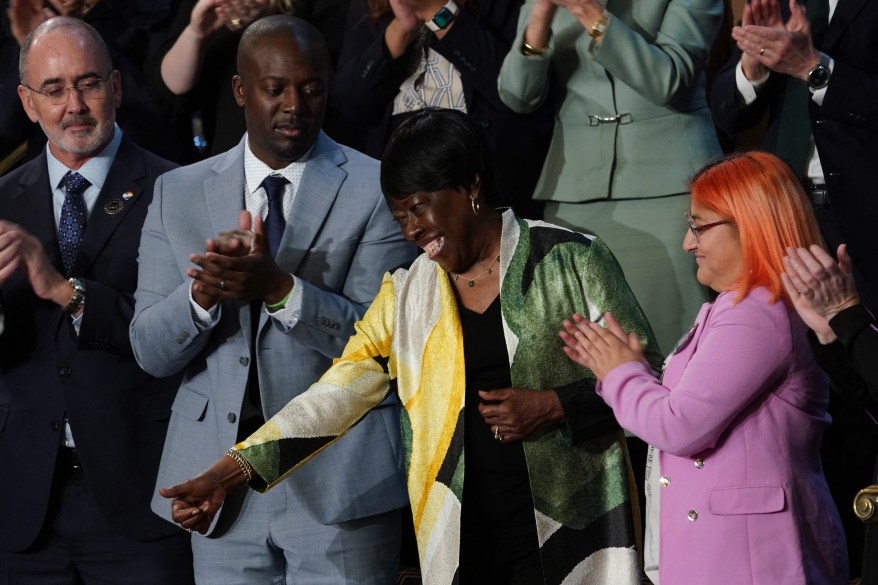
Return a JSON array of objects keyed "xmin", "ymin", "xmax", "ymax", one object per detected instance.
[{"xmin": 498, "ymin": 0, "xmax": 724, "ymax": 202}]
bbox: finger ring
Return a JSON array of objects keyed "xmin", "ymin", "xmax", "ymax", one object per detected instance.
[
  {"xmin": 219, "ymin": 279, "xmax": 226, "ymax": 290},
  {"xmin": 230, "ymin": 17, "xmax": 242, "ymax": 27},
  {"xmin": 493, "ymin": 426, "xmax": 501, "ymax": 441},
  {"xmin": 759, "ymin": 47, "xmax": 766, "ymax": 55}
]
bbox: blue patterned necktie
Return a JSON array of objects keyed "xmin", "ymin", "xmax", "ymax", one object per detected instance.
[
  {"xmin": 260, "ymin": 175, "xmax": 290, "ymax": 258},
  {"xmin": 58, "ymin": 171, "xmax": 91, "ymax": 277}
]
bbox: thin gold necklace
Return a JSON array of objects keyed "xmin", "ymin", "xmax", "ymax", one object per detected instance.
[{"xmin": 453, "ymin": 255, "xmax": 500, "ymax": 288}]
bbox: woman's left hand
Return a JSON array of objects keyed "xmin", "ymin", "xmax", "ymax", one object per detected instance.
[
  {"xmin": 560, "ymin": 312, "xmax": 643, "ymax": 380},
  {"xmin": 477, "ymin": 388, "xmax": 565, "ymax": 442}
]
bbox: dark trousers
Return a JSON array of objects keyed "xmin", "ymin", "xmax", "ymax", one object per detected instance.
[{"xmin": 0, "ymin": 460, "xmax": 193, "ymax": 585}]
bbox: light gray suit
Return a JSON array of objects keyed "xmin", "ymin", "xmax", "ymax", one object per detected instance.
[{"xmin": 130, "ymin": 133, "xmax": 413, "ymax": 582}]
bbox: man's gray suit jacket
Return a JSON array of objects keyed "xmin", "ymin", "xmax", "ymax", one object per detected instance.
[{"xmin": 130, "ymin": 132, "xmax": 414, "ymax": 532}]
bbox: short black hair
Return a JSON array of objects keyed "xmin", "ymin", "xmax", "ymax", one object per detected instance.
[{"xmin": 380, "ymin": 109, "xmax": 496, "ymax": 203}]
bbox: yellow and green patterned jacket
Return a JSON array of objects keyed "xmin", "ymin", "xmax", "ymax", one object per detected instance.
[{"xmin": 234, "ymin": 210, "xmax": 660, "ymax": 584}]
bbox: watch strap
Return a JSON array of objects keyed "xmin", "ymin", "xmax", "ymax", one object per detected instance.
[
  {"xmin": 425, "ymin": 0, "xmax": 459, "ymax": 32},
  {"xmin": 64, "ymin": 277, "xmax": 86, "ymax": 314},
  {"xmin": 807, "ymin": 52, "xmax": 832, "ymax": 90}
]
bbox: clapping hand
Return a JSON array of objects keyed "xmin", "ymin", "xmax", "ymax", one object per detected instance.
[
  {"xmin": 781, "ymin": 244, "xmax": 861, "ymax": 344},
  {"xmin": 560, "ymin": 312, "xmax": 643, "ymax": 380},
  {"xmin": 732, "ymin": 0, "xmax": 819, "ymax": 82},
  {"xmin": 187, "ymin": 210, "xmax": 292, "ymax": 309}
]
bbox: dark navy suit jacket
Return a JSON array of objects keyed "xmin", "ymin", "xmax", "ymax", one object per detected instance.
[
  {"xmin": 710, "ymin": 0, "xmax": 878, "ymax": 307},
  {"xmin": 0, "ymin": 136, "xmax": 182, "ymax": 551}
]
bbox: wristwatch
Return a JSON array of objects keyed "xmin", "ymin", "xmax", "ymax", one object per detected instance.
[
  {"xmin": 807, "ymin": 53, "xmax": 832, "ymax": 90},
  {"xmin": 64, "ymin": 277, "xmax": 86, "ymax": 314},
  {"xmin": 588, "ymin": 11, "xmax": 610, "ymax": 42},
  {"xmin": 425, "ymin": 0, "xmax": 459, "ymax": 32}
]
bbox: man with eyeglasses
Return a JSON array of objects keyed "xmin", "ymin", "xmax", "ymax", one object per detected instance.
[{"xmin": 0, "ymin": 16, "xmax": 194, "ymax": 585}]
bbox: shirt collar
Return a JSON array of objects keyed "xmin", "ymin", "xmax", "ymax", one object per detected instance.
[{"xmin": 243, "ymin": 133, "xmax": 313, "ymax": 195}]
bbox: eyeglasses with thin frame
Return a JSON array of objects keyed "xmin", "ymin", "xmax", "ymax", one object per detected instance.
[
  {"xmin": 684, "ymin": 209, "xmax": 731, "ymax": 244},
  {"xmin": 21, "ymin": 76, "xmax": 111, "ymax": 106}
]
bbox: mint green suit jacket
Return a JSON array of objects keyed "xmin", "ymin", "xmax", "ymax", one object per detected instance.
[{"xmin": 498, "ymin": 0, "xmax": 724, "ymax": 202}]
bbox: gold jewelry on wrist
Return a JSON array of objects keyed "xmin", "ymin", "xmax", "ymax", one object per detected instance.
[
  {"xmin": 225, "ymin": 448, "xmax": 253, "ymax": 485},
  {"xmin": 588, "ymin": 12, "xmax": 610, "ymax": 42},
  {"xmin": 521, "ymin": 40, "xmax": 548, "ymax": 57}
]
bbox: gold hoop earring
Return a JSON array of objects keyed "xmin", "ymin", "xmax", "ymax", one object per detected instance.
[{"xmin": 471, "ymin": 197, "xmax": 480, "ymax": 215}]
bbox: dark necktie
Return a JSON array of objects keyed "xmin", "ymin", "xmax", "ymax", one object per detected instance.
[
  {"xmin": 260, "ymin": 175, "xmax": 290, "ymax": 258},
  {"xmin": 58, "ymin": 171, "xmax": 91, "ymax": 277},
  {"xmin": 774, "ymin": 0, "xmax": 830, "ymax": 178},
  {"xmin": 808, "ymin": 0, "xmax": 829, "ymax": 47}
]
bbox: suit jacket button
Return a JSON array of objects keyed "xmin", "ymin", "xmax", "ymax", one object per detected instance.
[
  {"xmin": 659, "ymin": 476, "xmax": 671, "ymax": 487},
  {"xmin": 239, "ymin": 356, "xmax": 249, "ymax": 366},
  {"xmin": 58, "ymin": 366, "xmax": 72, "ymax": 376},
  {"xmin": 228, "ymin": 413, "xmax": 237, "ymax": 423},
  {"xmin": 694, "ymin": 458, "xmax": 704, "ymax": 469},
  {"xmin": 688, "ymin": 510, "xmax": 698, "ymax": 521},
  {"xmin": 50, "ymin": 421, "xmax": 61, "ymax": 432}
]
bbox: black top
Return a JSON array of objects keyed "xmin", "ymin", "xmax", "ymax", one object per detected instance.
[{"xmin": 458, "ymin": 296, "xmax": 541, "ymax": 583}]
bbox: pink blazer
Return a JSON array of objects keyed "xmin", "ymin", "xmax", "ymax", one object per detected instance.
[{"xmin": 599, "ymin": 288, "xmax": 848, "ymax": 585}]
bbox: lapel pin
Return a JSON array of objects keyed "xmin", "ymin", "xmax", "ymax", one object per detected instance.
[
  {"xmin": 104, "ymin": 199, "xmax": 124, "ymax": 215},
  {"xmin": 122, "ymin": 191, "xmax": 134, "ymax": 200}
]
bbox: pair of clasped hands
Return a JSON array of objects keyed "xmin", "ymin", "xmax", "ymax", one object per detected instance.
[{"xmin": 187, "ymin": 210, "xmax": 292, "ymax": 311}]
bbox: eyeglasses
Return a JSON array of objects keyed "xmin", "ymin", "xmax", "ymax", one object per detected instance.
[
  {"xmin": 684, "ymin": 209, "xmax": 731, "ymax": 244},
  {"xmin": 22, "ymin": 76, "xmax": 110, "ymax": 105}
]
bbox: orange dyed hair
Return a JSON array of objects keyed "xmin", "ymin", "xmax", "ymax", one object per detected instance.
[{"xmin": 689, "ymin": 151, "xmax": 823, "ymax": 304}]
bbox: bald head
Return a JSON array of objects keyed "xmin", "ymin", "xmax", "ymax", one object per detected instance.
[
  {"xmin": 19, "ymin": 17, "xmax": 111, "ymax": 86},
  {"xmin": 237, "ymin": 15, "xmax": 330, "ymax": 78}
]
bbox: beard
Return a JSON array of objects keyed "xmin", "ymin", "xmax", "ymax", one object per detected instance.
[{"xmin": 42, "ymin": 114, "xmax": 115, "ymax": 157}]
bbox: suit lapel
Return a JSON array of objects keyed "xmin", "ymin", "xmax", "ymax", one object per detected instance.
[
  {"xmin": 201, "ymin": 142, "xmax": 256, "ymax": 343},
  {"xmin": 822, "ymin": 0, "xmax": 867, "ymax": 51},
  {"xmin": 9, "ymin": 153, "xmax": 64, "ymax": 273},
  {"xmin": 204, "ymin": 143, "xmax": 248, "ymax": 243},
  {"xmin": 277, "ymin": 133, "xmax": 348, "ymax": 275},
  {"xmin": 72, "ymin": 137, "xmax": 146, "ymax": 277}
]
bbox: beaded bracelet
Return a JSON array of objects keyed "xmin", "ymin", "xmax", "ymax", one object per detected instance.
[{"xmin": 225, "ymin": 448, "xmax": 253, "ymax": 485}]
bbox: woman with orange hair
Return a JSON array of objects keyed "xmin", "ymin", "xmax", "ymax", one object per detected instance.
[{"xmin": 561, "ymin": 151, "xmax": 849, "ymax": 585}]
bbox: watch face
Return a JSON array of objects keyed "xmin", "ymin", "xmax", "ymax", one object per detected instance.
[
  {"xmin": 809, "ymin": 64, "xmax": 830, "ymax": 88},
  {"xmin": 432, "ymin": 6, "xmax": 454, "ymax": 29}
]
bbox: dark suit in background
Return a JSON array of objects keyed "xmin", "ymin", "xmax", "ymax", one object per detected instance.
[
  {"xmin": 710, "ymin": 0, "xmax": 878, "ymax": 311},
  {"xmin": 0, "ymin": 17, "xmax": 191, "ymax": 584}
]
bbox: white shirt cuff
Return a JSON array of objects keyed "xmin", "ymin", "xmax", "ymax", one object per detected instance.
[
  {"xmin": 735, "ymin": 60, "xmax": 769, "ymax": 105},
  {"xmin": 189, "ymin": 281, "xmax": 220, "ymax": 329},
  {"xmin": 265, "ymin": 275, "xmax": 303, "ymax": 331}
]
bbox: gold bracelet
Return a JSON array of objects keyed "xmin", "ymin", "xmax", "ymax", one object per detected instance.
[
  {"xmin": 521, "ymin": 40, "xmax": 548, "ymax": 57},
  {"xmin": 589, "ymin": 12, "xmax": 610, "ymax": 41},
  {"xmin": 225, "ymin": 448, "xmax": 253, "ymax": 484}
]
